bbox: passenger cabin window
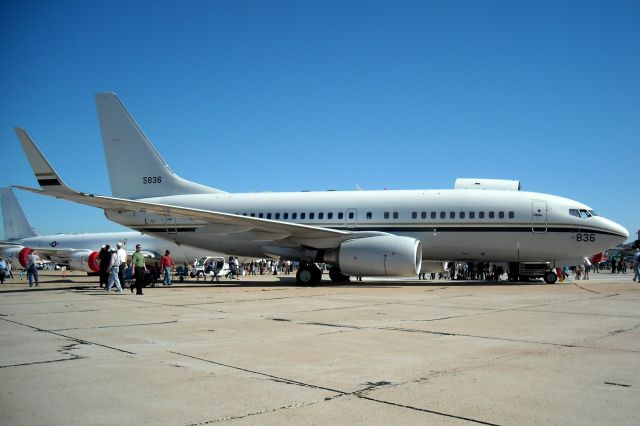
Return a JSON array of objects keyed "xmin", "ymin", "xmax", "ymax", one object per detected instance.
[
  {"xmin": 267, "ymin": 213, "xmax": 272, "ymax": 219},
  {"xmin": 508, "ymin": 211, "xmax": 514, "ymax": 219},
  {"xmin": 421, "ymin": 212, "xmax": 427, "ymax": 219},
  {"xmin": 498, "ymin": 211, "xmax": 504, "ymax": 219},
  {"xmin": 259, "ymin": 213, "xmax": 264, "ymax": 218},
  {"xmin": 275, "ymin": 213, "xmax": 280, "ymax": 219},
  {"xmin": 338, "ymin": 212, "xmax": 344, "ymax": 219},
  {"xmin": 479, "ymin": 212, "xmax": 485, "ymax": 219},
  {"xmin": 460, "ymin": 212, "xmax": 465, "ymax": 219},
  {"xmin": 319, "ymin": 212, "xmax": 324, "ymax": 219},
  {"xmin": 328, "ymin": 212, "xmax": 333, "ymax": 219},
  {"xmin": 349, "ymin": 212, "xmax": 355, "ymax": 219},
  {"xmin": 250, "ymin": 213, "xmax": 255, "ymax": 217},
  {"xmin": 384, "ymin": 212, "xmax": 390, "ymax": 219},
  {"xmin": 301, "ymin": 213, "xmax": 306, "ymax": 219},
  {"xmin": 366, "ymin": 212, "xmax": 372, "ymax": 219},
  {"xmin": 242, "ymin": 213, "xmax": 247, "ymax": 216},
  {"xmin": 412, "ymin": 212, "xmax": 417, "ymax": 219},
  {"xmin": 431, "ymin": 212, "xmax": 436, "ymax": 219},
  {"xmin": 283, "ymin": 213, "xmax": 288, "ymax": 219},
  {"xmin": 469, "ymin": 211, "xmax": 475, "ymax": 219},
  {"xmin": 440, "ymin": 212, "xmax": 446, "ymax": 219},
  {"xmin": 309, "ymin": 212, "xmax": 314, "ymax": 219},
  {"xmin": 393, "ymin": 212, "xmax": 398, "ymax": 219},
  {"xmin": 489, "ymin": 211, "xmax": 495, "ymax": 219},
  {"xmin": 449, "ymin": 211, "xmax": 455, "ymax": 219},
  {"xmin": 292, "ymin": 212, "xmax": 297, "ymax": 219}
]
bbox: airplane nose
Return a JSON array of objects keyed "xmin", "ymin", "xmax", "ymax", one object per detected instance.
[{"xmin": 602, "ymin": 218, "xmax": 629, "ymax": 240}]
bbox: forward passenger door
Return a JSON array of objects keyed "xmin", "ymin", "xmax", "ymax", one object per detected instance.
[{"xmin": 531, "ymin": 201, "xmax": 547, "ymax": 233}]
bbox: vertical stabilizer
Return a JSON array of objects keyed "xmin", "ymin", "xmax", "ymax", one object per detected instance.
[
  {"xmin": 95, "ymin": 93, "xmax": 225, "ymax": 199},
  {"xmin": 0, "ymin": 187, "xmax": 38, "ymax": 239}
]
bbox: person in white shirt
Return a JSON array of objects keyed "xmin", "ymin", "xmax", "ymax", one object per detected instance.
[
  {"xmin": 116, "ymin": 242, "xmax": 127, "ymax": 288},
  {"xmin": 27, "ymin": 249, "xmax": 40, "ymax": 287},
  {"xmin": 107, "ymin": 248, "xmax": 123, "ymax": 292}
]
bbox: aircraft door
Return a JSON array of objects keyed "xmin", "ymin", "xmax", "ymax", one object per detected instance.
[
  {"xmin": 531, "ymin": 201, "xmax": 547, "ymax": 233},
  {"xmin": 345, "ymin": 209, "xmax": 358, "ymax": 229},
  {"xmin": 166, "ymin": 217, "xmax": 177, "ymax": 234}
]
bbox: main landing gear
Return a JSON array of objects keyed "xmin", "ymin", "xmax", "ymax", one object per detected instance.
[{"xmin": 296, "ymin": 263, "xmax": 322, "ymax": 285}]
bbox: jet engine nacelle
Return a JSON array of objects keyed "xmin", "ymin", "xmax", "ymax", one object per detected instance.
[
  {"xmin": 0, "ymin": 246, "xmax": 31, "ymax": 267},
  {"xmin": 325, "ymin": 235, "xmax": 422, "ymax": 277},
  {"xmin": 68, "ymin": 251, "xmax": 101, "ymax": 273}
]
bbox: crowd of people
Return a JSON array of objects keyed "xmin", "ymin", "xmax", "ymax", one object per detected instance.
[{"xmin": 2, "ymin": 246, "xmax": 639, "ymax": 288}]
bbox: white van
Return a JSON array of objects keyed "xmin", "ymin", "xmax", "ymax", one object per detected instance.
[{"xmin": 190, "ymin": 256, "xmax": 231, "ymax": 282}]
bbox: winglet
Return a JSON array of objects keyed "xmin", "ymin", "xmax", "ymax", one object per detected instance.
[{"xmin": 14, "ymin": 128, "xmax": 74, "ymax": 195}]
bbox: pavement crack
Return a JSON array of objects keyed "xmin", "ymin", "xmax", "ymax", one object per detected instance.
[
  {"xmin": 604, "ymin": 381, "xmax": 631, "ymax": 388},
  {"xmin": 171, "ymin": 351, "xmax": 498, "ymax": 425},
  {"xmin": 0, "ymin": 317, "xmax": 135, "ymax": 355},
  {"xmin": 0, "ymin": 357, "xmax": 80, "ymax": 369},
  {"xmin": 187, "ymin": 400, "xmax": 323, "ymax": 424},
  {"xmin": 50, "ymin": 320, "xmax": 179, "ymax": 331}
]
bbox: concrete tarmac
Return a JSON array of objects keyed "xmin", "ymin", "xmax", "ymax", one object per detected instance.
[{"xmin": 1, "ymin": 271, "xmax": 639, "ymax": 425}]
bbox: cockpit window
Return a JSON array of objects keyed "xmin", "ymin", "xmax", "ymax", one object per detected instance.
[{"xmin": 570, "ymin": 209, "xmax": 595, "ymax": 219}]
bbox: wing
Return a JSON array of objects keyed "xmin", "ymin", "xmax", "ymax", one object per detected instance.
[{"xmin": 13, "ymin": 128, "xmax": 387, "ymax": 252}]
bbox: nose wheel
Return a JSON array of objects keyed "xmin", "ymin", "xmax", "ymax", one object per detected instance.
[{"xmin": 296, "ymin": 263, "xmax": 322, "ymax": 285}]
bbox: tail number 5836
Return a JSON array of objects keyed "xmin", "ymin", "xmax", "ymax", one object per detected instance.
[
  {"xmin": 142, "ymin": 176, "xmax": 162, "ymax": 184},
  {"xmin": 576, "ymin": 233, "xmax": 595, "ymax": 242}
]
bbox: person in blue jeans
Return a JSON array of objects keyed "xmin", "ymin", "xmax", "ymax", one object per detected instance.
[
  {"xmin": 160, "ymin": 250, "xmax": 174, "ymax": 285},
  {"xmin": 27, "ymin": 249, "xmax": 40, "ymax": 287},
  {"xmin": 633, "ymin": 249, "xmax": 640, "ymax": 282}
]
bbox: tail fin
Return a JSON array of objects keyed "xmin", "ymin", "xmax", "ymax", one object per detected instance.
[
  {"xmin": 0, "ymin": 187, "xmax": 39, "ymax": 240},
  {"xmin": 95, "ymin": 93, "xmax": 226, "ymax": 199}
]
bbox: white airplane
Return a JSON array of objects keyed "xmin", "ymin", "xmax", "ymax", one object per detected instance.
[
  {"xmin": 0, "ymin": 187, "xmax": 221, "ymax": 273},
  {"xmin": 13, "ymin": 93, "xmax": 629, "ymax": 284}
]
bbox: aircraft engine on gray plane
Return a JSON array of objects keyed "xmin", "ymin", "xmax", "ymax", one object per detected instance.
[
  {"xmin": 324, "ymin": 235, "xmax": 422, "ymax": 277},
  {"xmin": 68, "ymin": 251, "xmax": 101, "ymax": 273},
  {"xmin": 0, "ymin": 246, "xmax": 31, "ymax": 268}
]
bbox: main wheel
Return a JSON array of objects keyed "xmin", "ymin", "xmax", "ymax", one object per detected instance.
[
  {"xmin": 296, "ymin": 264, "xmax": 322, "ymax": 285},
  {"xmin": 543, "ymin": 271, "xmax": 558, "ymax": 284},
  {"xmin": 329, "ymin": 266, "xmax": 350, "ymax": 283}
]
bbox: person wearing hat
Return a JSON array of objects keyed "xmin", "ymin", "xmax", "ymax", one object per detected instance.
[
  {"xmin": 0, "ymin": 256, "xmax": 7, "ymax": 284},
  {"xmin": 160, "ymin": 250, "xmax": 174, "ymax": 285},
  {"xmin": 27, "ymin": 249, "xmax": 40, "ymax": 287},
  {"xmin": 116, "ymin": 242, "xmax": 127, "ymax": 288}
]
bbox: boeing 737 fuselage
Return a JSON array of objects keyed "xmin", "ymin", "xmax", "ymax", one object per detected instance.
[{"xmin": 13, "ymin": 93, "xmax": 629, "ymax": 284}]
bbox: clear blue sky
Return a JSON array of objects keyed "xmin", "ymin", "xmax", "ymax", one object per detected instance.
[{"xmin": 1, "ymin": 0, "xmax": 638, "ymax": 241}]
